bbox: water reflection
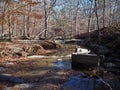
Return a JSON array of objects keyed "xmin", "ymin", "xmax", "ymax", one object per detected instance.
[
  {"xmin": 55, "ymin": 59, "xmax": 72, "ymax": 69},
  {"xmin": 64, "ymin": 76, "xmax": 104, "ymax": 90},
  {"xmin": 64, "ymin": 76, "xmax": 94, "ymax": 90},
  {"xmin": 55, "ymin": 59, "xmax": 104, "ymax": 90}
]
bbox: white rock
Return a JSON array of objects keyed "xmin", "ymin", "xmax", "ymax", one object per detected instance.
[{"xmin": 76, "ymin": 48, "xmax": 90, "ymax": 54}]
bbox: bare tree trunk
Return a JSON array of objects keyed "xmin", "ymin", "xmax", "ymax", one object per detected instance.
[
  {"xmin": 8, "ymin": 9, "xmax": 11, "ymax": 41},
  {"xmin": 27, "ymin": 16, "xmax": 30, "ymax": 37},
  {"xmin": 1, "ymin": 7, "xmax": 5, "ymax": 39},
  {"xmin": 95, "ymin": 0, "xmax": 99, "ymax": 30},
  {"xmin": 108, "ymin": 0, "xmax": 112, "ymax": 26},
  {"xmin": 95, "ymin": 0, "xmax": 101, "ymax": 45},
  {"xmin": 26, "ymin": 5, "xmax": 31, "ymax": 37},
  {"xmin": 87, "ymin": 0, "xmax": 93, "ymax": 40},
  {"xmin": 103, "ymin": 0, "xmax": 105, "ymax": 28},
  {"xmin": 70, "ymin": 11, "xmax": 73, "ymax": 39},
  {"xmin": 23, "ymin": 13, "xmax": 28, "ymax": 39},
  {"xmin": 75, "ymin": 1, "xmax": 79, "ymax": 35},
  {"xmin": 112, "ymin": 0, "xmax": 117, "ymax": 23},
  {"xmin": 44, "ymin": 0, "xmax": 47, "ymax": 39},
  {"xmin": 11, "ymin": 16, "xmax": 14, "ymax": 37},
  {"xmin": 1, "ymin": 13, "xmax": 4, "ymax": 39}
]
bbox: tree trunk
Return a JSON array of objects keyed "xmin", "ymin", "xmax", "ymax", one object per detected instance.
[
  {"xmin": 112, "ymin": 0, "xmax": 117, "ymax": 23},
  {"xmin": 26, "ymin": 5, "xmax": 31, "ymax": 37},
  {"xmin": 1, "ymin": 9, "xmax": 5, "ymax": 40},
  {"xmin": 8, "ymin": 9, "xmax": 11, "ymax": 41},
  {"xmin": 87, "ymin": 0, "xmax": 93, "ymax": 40},
  {"xmin": 95, "ymin": 0, "xmax": 99, "ymax": 30},
  {"xmin": 11, "ymin": 17, "xmax": 14, "ymax": 37},
  {"xmin": 103, "ymin": 0, "xmax": 105, "ymax": 28},
  {"xmin": 1, "ymin": 14, "xmax": 4, "ymax": 39},
  {"xmin": 75, "ymin": 1, "xmax": 79, "ymax": 35},
  {"xmin": 108, "ymin": 0, "xmax": 112, "ymax": 26},
  {"xmin": 23, "ymin": 14, "xmax": 27, "ymax": 38},
  {"xmin": 95, "ymin": 0, "xmax": 101, "ymax": 45},
  {"xmin": 44, "ymin": 0, "xmax": 47, "ymax": 39}
]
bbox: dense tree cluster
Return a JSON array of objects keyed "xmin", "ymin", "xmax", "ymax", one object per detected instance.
[{"xmin": 0, "ymin": 0, "xmax": 120, "ymax": 40}]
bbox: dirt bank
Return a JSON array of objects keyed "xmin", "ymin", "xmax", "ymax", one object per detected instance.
[{"xmin": 0, "ymin": 40, "xmax": 62, "ymax": 58}]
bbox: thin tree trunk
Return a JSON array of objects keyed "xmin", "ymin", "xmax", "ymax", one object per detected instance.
[
  {"xmin": 87, "ymin": 0, "xmax": 93, "ymax": 40},
  {"xmin": 1, "ymin": 8, "xmax": 5, "ymax": 39},
  {"xmin": 1, "ymin": 14, "xmax": 4, "ymax": 39},
  {"xmin": 23, "ymin": 14, "xmax": 27, "ymax": 38},
  {"xmin": 70, "ymin": 11, "xmax": 73, "ymax": 39},
  {"xmin": 108, "ymin": 0, "xmax": 112, "ymax": 26},
  {"xmin": 27, "ymin": 16, "xmax": 30, "ymax": 37},
  {"xmin": 11, "ymin": 16, "xmax": 14, "ymax": 37},
  {"xmin": 8, "ymin": 9, "xmax": 11, "ymax": 41},
  {"xmin": 103, "ymin": 0, "xmax": 105, "ymax": 28},
  {"xmin": 112, "ymin": 0, "xmax": 117, "ymax": 23},
  {"xmin": 44, "ymin": 0, "xmax": 47, "ymax": 39},
  {"xmin": 95, "ymin": 0, "xmax": 101, "ymax": 45},
  {"xmin": 75, "ymin": 1, "xmax": 79, "ymax": 35},
  {"xmin": 95, "ymin": 0, "xmax": 99, "ymax": 30},
  {"xmin": 26, "ymin": 5, "xmax": 31, "ymax": 37}
]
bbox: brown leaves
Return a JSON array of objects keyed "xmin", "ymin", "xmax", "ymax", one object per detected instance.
[{"xmin": 29, "ymin": 12, "xmax": 43, "ymax": 19}]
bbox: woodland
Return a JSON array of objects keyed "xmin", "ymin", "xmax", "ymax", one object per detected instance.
[
  {"xmin": 0, "ymin": 0, "xmax": 120, "ymax": 90},
  {"xmin": 0, "ymin": 0, "xmax": 119, "ymax": 40}
]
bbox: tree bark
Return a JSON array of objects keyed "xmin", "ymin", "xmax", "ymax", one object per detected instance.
[
  {"xmin": 8, "ymin": 9, "xmax": 11, "ymax": 41},
  {"xmin": 1, "ymin": 7, "xmax": 5, "ymax": 39},
  {"xmin": 112, "ymin": 0, "xmax": 117, "ymax": 23},
  {"xmin": 23, "ymin": 14, "xmax": 27, "ymax": 38},
  {"xmin": 26, "ymin": 5, "xmax": 31, "ymax": 37},
  {"xmin": 75, "ymin": 1, "xmax": 79, "ymax": 35},
  {"xmin": 94, "ymin": 0, "xmax": 99, "ymax": 30},
  {"xmin": 87, "ymin": 0, "xmax": 93, "ymax": 40},
  {"xmin": 103, "ymin": 0, "xmax": 105, "ymax": 28},
  {"xmin": 44, "ymin": 0, "xmax": 47, "ymax": 39},
  {"xmin": 108, "ymin": 0, "xmax": 112, "ymax": 26},
  {"xmin": 1, "ymin": 13, "xmax": 4, "ymax": 39}
]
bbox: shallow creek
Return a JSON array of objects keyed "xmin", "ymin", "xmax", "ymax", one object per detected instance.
[{"xmin": 1, "ymin": 44, "xmax": 120, "ymax": 90}]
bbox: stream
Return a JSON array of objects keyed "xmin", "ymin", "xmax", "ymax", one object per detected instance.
[{"xmin": 1, "ymin": 41, "xmax": 120, "ymax": 90}]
